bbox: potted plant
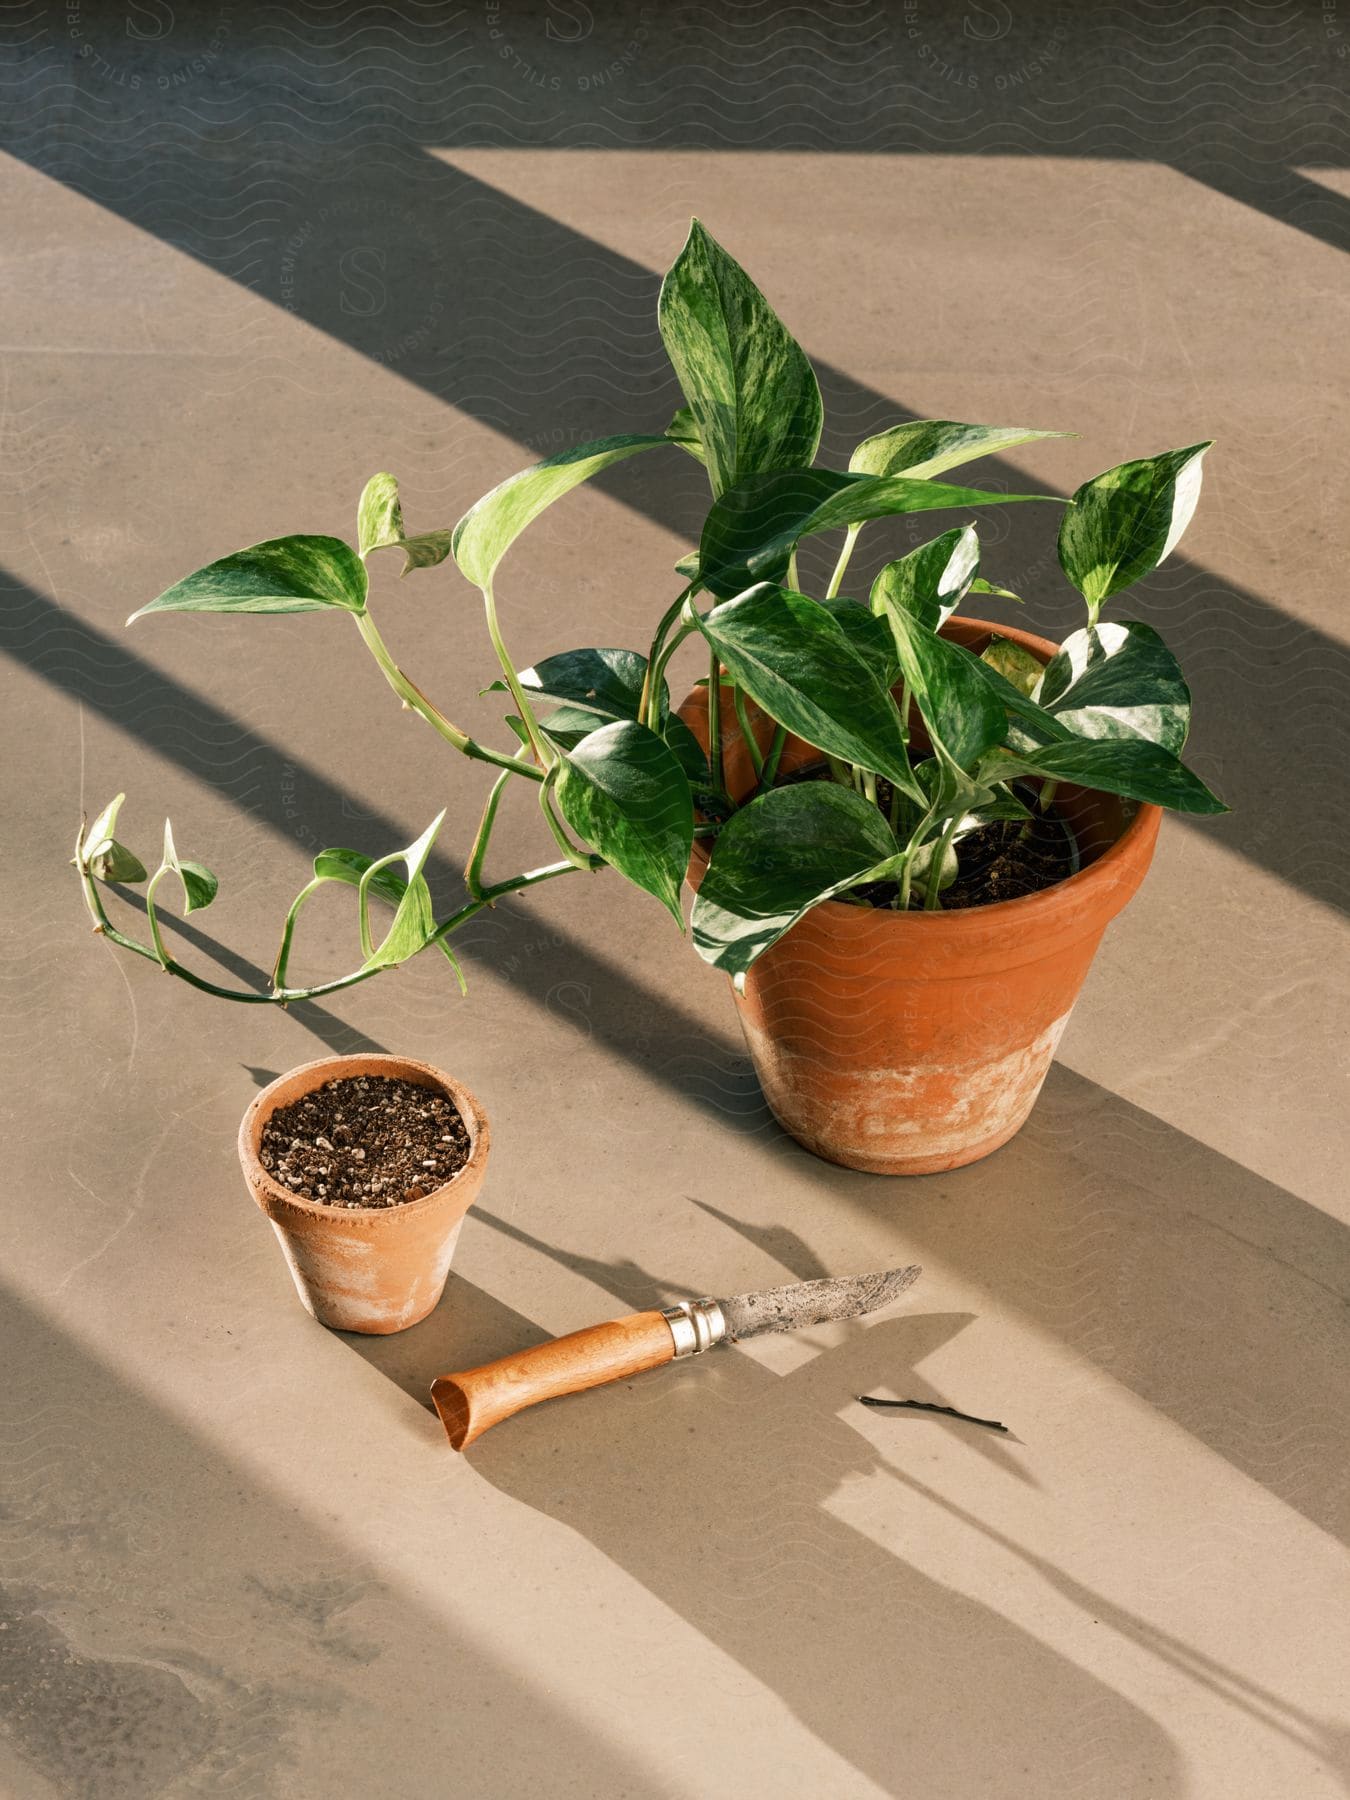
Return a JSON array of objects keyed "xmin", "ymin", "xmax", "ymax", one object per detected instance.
[{"xmin": 74, "ymin": 220, "xmax": 1224, "ymax": 1177}]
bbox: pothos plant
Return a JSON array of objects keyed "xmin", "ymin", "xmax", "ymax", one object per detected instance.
[{"xmin": 75, "ymin": 220, "xmax": 1225, "ymax": 1005}]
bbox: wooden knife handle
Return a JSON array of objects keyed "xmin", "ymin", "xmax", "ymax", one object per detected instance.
[{"xmin": 431, "ymin": 1310, "xmax": 677, "ymax": 1450}]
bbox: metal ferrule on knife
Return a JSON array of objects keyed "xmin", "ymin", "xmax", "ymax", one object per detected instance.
[{"xmin": 661, "ymin": 1297, "xmax": 727, "ymax": 1357}]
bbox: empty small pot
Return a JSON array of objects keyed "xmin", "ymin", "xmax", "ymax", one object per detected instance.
[{"xmin": 238, "ymin": 1053, "xmax": 490, "ymax": 1334}]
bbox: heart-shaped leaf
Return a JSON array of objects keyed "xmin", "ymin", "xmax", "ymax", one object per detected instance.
[
  {"xmin": 452, "ymin": 435, "xmax": 672, "ymax": 589},
  {"xmin": 696, "ymin": 584, "xmax": 920, "ymax": 797},
  {"xmin": 556, "ymin": 721, "xmax": 693, "ymax": 925},
  {"xmin": 361, "ymin": 811, "xmax": 447, "ymax": 972},
  {"xmin": 691, "ymin": 783, "xmax": 899, "ymax": 986},
  {"xmin": 698, "ymin": 469, "xmax": 1058, "ymax": 598},
  {"xmin": 870, "ymin": 525, "xmax": 980, "ymax": 632},
  {"xmin": 984, "ymin": 738, "xmax": 1226, "ymax": 815},
  {"xmin": 160, "ymin": 820, "xmax": 218, "ymax": 913},
  {"xmin": 84, "ymin": 793, "xmax": 127, "ymax": 860},
  {"xmin": 129, "ymin": 536, "xmax": 367, "ymax": 624},
  {"xmin": 512, "ymin": 647, "xmax": 652, "ymax": 721},
  {"xmin": 82, "ymin": 794, "xmax": 148, "ymax": 882},
  {"xmin": 1058, "ymin": 443, "xmax": 1211, "ymax": 619},
  {"xmin": 850, "ymin": 420, "xmax": 1070, "ymax": 482},
  {"xmin": 874, "ymin": 592, "xmax": 1006, "ymax": 768},
  {"xmin": 659, "ymin": 219, "xmax": 823, "ymax": 498},
  {"xmin": 1034, "ymin": 621, "xmax": 1191, "ymax": 752},
  {"xmin": 91, "ymin": 841, "xmax": 148, "ymax": 883},
  {"xmin": 357, "ymin": 472, "xmax": 454, "ymax": 574}
]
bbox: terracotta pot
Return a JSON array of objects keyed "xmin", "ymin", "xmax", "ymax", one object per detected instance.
[
  {"xmin": 680, "ymin": 617, "xmax": 1161, "ymax": 1175},
  {"xmin": 238, "ymin": 1053, "xmax": 490, "ymax": 1333}
]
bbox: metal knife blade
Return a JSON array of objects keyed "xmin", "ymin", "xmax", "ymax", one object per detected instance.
[{"xmin": 716, "ymin": 1264, "xmax": 921, "ymax": 1342}]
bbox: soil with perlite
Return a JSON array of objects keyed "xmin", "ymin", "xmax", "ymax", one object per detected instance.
[{"xmin": 259, "ymin": 1075, "xmax": 470, "ymax": 1208}]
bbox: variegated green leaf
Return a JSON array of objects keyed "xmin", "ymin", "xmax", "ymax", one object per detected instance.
[
  {"xmin": 870, "ymin": 525, "xmax": 980, "ymax": 632},
  {"xmin": 658, "ymin": 220, "xmax": 822, "ymax": 498},
  {"xmin": 361, "ymin": 811, "xmax": 447, "ymax": 972},
  {"xmin": 850, "ymin": 420, "xmax": 1070, "ymax": 482},
  {"xmin": 452, "ymin": 435, "xmax": 671, "ymax": 588},
  {"xmin": 692, "ymin": 784, "xmax": 900, "ymax": 986},
  {"xmin": 160, "ymin": 820, "xmax": 217, "ymax": 913},
  {"xmin": 1058, "ymin": 443, "xmax": 1211, "ymax": 619},
  {"xmin": 357, "ymin": 472, "xmax": 454, "ymax": 574},
  {"xmin": 555, "ymin": 720, "xmax": 693, "ymax": 925},
  {"xmin": 129, "ymin": 536, "xmax": 367, "ymax": 623}
]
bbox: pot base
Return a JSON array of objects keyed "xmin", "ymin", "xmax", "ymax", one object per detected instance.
[{"xmin": 740, "ymin": 1006, "xmax": 1071, "ymax": 1177}]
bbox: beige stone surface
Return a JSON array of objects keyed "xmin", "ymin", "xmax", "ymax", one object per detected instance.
[{"xmin": 1, "ymin": 4, "xmax": 1347, "ymax": 1795}]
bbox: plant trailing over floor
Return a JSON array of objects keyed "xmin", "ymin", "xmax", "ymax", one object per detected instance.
[{"xmin": 75, "ymin": 220, "xmax": 1225, "ymax": 1003}]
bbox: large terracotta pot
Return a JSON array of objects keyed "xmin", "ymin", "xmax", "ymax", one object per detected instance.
[
  {"xmin": 238, "ymin": 1053, "xmax": 490, "ymax": 1333},
  {"xmin": 680, "ymin": 618, "xmax": 1161, "ymax": 1175}
]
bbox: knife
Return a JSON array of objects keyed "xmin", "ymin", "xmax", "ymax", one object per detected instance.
[{"xmin": 431, "ymin": 1264, "xmax": 921, "ymax": 1449}]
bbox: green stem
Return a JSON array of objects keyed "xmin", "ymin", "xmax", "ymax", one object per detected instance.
[
  {"xmin": 78, "ymin": 844, "xmax": 589, "ymax": 1008},
  {"xmin": 894, "ymin": 799, "xmax": 943, "ymax": 911},
  {"xmin": 538, "ymin": 769, "xmax": 595, "ymax": 870},
  {"xmin": 863, "ymin": 770, "xmax": 878, "ymax": 807},
  {"xmin": 80, "ymin": 863, "xmax": 386, "ymax": 1005},
  {"xmin": 923, "ymin": 813, "xmax": 962, "ymax": 912},
  {"xmin": 732, "ymin": 684, "xmax": 764, "ymax": 779},
  {"xmin": 758, "ymin": 723, "xmax": 788, "ymax": 793},
  {"xmin": 357, "ymin": 850, "xmax": 402, "ymax": 959},
  {"xmin": 143, "ymin": 865, "xmax": 171, "ymax": 967},
  {"xmin": 644, "ymin": 619, "xmax": 700, "ymax": 731},
  {"xmin": 826, "ymin": 525, "xmax": 861, "ymax": 600},
  {"xmin": 787, "ymin": 549, "xmax": 800, "ymax": 591},
  {"xmin": 897, "ymin": 858, "xmax": 914, "ymax": 912},
  {"xmin": 466, "ymin": 770, "xmax": 512, "ymax": 899},
  {"xmin": 639, "ymin": 583, "xmax": 696, "ymax": 726},
  {"xmin": 430, "ymin": 858, "xmax": 586, "ymax": 943},
  {"xmin": 708, "ymin": 649, "xmax": 725, "ymax": 798},
  {"xmin": 271, "ymin": 875, "xmax": 325, "ymax": 991},
  {"xmin": 354, "ymin": 610, "xmax": 542, "ymax": 783},
  {"xmin": 826, "ymin": 755, "xmax": 853, "ymax": 789},
  {"xmin": 482, "ymin": 578, "xmax": 548, "ymax": 766}
]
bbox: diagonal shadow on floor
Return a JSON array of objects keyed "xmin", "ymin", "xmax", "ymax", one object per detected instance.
[
  {"xmin": 345, "ymin": 1274, "xmax": 1185, "ymax": 1797},
  {"xmin": 10, "ymin": 554, "xmax": 1348, "ymax": 1545},
  {"xmin": 350, "ymin": 1055, "xmax": 1350, "ymax": 1554},
  {"xmin": 0, "ymin": 1280, "xmax": 676, "ymax": 1800},
  {"xmin": 344, "ymin": 1083, "xmax": 1349, "ymax": 1792},
  {"xmin": 0, "ymin": 140, "xmax": 1344, "ymax": 909}
]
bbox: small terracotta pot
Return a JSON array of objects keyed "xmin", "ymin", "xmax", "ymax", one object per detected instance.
[
  {"xmin": 238, "ymin": 1053, "xmax": 490, "ymax": 1333},
  {"xmin": 680, "ymin": 618, "xmax": 1161, "ymax": 1175}
]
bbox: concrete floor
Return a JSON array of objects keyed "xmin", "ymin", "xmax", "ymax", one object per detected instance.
[{"xmin": 3, "ymin": 3, "xmax": 1348, "ymax": 1795}]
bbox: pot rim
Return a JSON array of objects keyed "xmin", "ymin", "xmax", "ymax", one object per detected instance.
[
  {"xmin": 238, "ymin": 1052, "xmax": 490, "ymax": 1223},
  {"xmin": 686, "ymin": 614, "xmax": 1163, "ymax": 939}
]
